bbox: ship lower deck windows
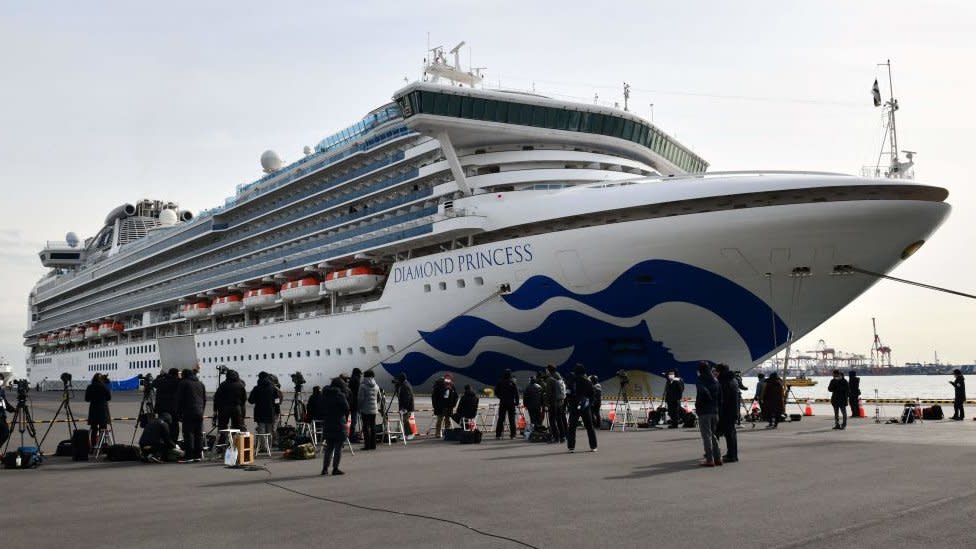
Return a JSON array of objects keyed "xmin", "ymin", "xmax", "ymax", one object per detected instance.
[
  {"xmin": 424, "ymin": 284, "xmax": 431, "ymax": 292},
  {"xmin": 438, "ymin": 282, "xmax": 447, "ymax": 291},
  {"xmin": 474, "ymin": 276, "xmax": 484, "ymax": 286},
  {"xmin": 456, "ymin": 279, "xmax": 466, "ymax": 288}
]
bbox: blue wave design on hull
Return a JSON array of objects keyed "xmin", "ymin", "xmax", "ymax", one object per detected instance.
[{"xmin": 383, "ymin": 259, "xmax": 789, "ymax": 386}]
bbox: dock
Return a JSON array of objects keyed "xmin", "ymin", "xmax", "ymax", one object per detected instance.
[{"xmin": 3, "ymin": 392, "xmax": 975, "ymax": 548}]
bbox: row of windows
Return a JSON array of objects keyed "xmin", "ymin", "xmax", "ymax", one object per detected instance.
[
  {"xmin": 89, "ymin": 363, "xmax": 118, "ymax": 372},
  {"xmin": 128, "ymin": 359, "xmax": 159, "ymax": 370},
  {"xmin": 126, "ymin": 344, "xmax": 156, "ymax": 355},
  {"xmin": 200, "ymin": 344, "xmax": 396, "ymax": 365},
  {"xmin": 397, "ymin": 90, "xmax": 708, "ymax": 173},
  {"xmin": 197, "ymin": 337, "xmax": 247, "ymax": 348},
  {"xmin": 89, "ymin": 349, "xmax": 118, "ymax": 359},
  {"xmin": 423, "ymin": 276, "xmax": 485, "ymax": 293}
]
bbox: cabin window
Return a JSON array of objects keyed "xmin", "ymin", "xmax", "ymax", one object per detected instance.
[{"xmin": 438, "ymin": 282, "xmax": 447, "ymax": 291}]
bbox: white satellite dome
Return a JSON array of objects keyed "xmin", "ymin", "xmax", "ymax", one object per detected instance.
[
  {"xmin": 260, "ymin": 150, "xmax": 283, "ymax": 173},
  {"xmin": 158, "ymin": 209, "xmax": 179, "ymax": 226},
  {"xmin": 303, "ymin": 145, "xmax": 312, "ymax": 156},
  {"xmin": 65, "ymin": 232, "xmax": 79, "ymax": 248}
]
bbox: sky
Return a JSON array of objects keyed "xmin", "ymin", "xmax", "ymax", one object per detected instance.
[{"xmin": 1, "ymin": 1, "xmax": 974, "ymax": 377}]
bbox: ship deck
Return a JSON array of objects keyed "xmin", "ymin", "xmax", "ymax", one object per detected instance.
[{"xmin": 4, "ymin": 393, "xmax": 974, "ymax": 548}]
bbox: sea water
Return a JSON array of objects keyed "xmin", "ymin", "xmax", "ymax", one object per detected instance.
[{"xmin": 747, "ymin": 375, "xmax": 963, "ymax": 401}]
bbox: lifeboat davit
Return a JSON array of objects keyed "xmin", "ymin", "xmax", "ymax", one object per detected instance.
[
  {"xmin": 57, "ymin": 330, "xmax": 70, "ymax": 345},
  {"xmin": 212, "ymin": 294, "xmax": 244, "ymax": 315},
  {"xmin": 180, "ymin": 300, "xmax": 212, "ymax": 320},
  {"xmin": 98, "ymin": 321, "xmax": 124, "ymax": 337},
  {"xmin": 280, "ymin": 277, "xmax": 321, "ymax": 302},
  {"xmin": 69, "ymin": 327, "xmax": 85, "ymax": 343},
  {"xmin": 243, "ymin": 286, "xmax": 279, "ymax": 309},
  {"xmin": 322, "ymin": 267, "xmax": 386, "ymax": 295},
  {"xmin": 84, "ymin": 324, "xmax": 99, "ymax": 340}
]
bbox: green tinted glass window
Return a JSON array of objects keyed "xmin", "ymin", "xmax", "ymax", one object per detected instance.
[
  {"xmin": 433, "ymin": 93, "xmax": 449, "ymax": 115},
  {"xmin": 460, "ymin": 96, "xmax": 474, "ymax": 118},
  {"xmin": 471, "ymin": 98, "xmax": 486, "ymax": 119},
  {"xmin": 421, "ymin": 91, "xmax": 435, "ymax": 114},
  {"xmin": 531, "ymin": 106, "xmax": 546, "ymax": 127},
  {"xmin": 484, "ymin": 99, "xmax": 498, "ymax": 121},
  {"xmin": 506, "ymin": 102, "xmax": 520, "ymax": 124},
  {"xmin": 556, "ymin": 110, "xmax": 570, "ymax": 130},
  {"xmin": 447, "ymin": 95, "xmax": 462, "ymax": 116},
  {"xmin": 545, "ymin": 108, "xmax": 559, "ymax": 129},
  {"xmin": 622, "ymin": 120, "xmax": 635, "ymax": 141},
  {"xmin": 568, "ymin": 111, "xmax": 581, "ymax": 131}
]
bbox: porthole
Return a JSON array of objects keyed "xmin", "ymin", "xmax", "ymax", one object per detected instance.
[
  {"xmin": 438, "ymin": 282, "xmax": 447, "ymax": 291},
  {"xmin": 457, "ymin": 279, "xmax": 466, "ymax": 288}
]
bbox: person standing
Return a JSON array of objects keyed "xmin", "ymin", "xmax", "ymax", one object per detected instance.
[
  {"xmin": 950, "ymin": 369, "xmax": 966, "ymax": 420},
  {"xmin": 152, "ymin": 368, "xmax": 181, "ymax": 442},
  {"xmin": 761, "ymin": 373, "xmax": 785, "ymax": 429},
  {"xmin": 393, "ymin": 373, "xmax": 415, "ymax": 440},
  {"xmin": 566, "ymin": 364, "xmax": 598, "ymax": 453},
  {"xmin": 848, "ymin": 371, "xmax": 861, "ymax": 418},
  {"xmin": 754, "ymin": 373, "xmax": 766, "ymax": 413},
  {"xmin": 716, "ymin": 364, "xmax": 739, "ymax": 462},
  {"xmin": 213, "ymin": 370, "xmax": 247, "ymax": 439},
  {"xmin": 695, "ymin": 362, "xmax": 722, "ymax": 466},
  {"xmin": 0, "ymin": 382, "xmax": 14, "ymax": 449},
  {"xmin": 523, "ymin": 377, "xmax": 545, "ymax": 432},
  {"xmin": 544, "ymin": 365, "xmax": 567, "ymax": 443},
  {"xmin": 320, "ymin": 378, "xmax": 350, "ymax": 476},
  {"xmin": 827, "ymin": 369, "xmax": 849, "ymax": 430},
  {"xmin": 494, "ymin": 370, "xmax": 520, "ymax": 439},
  {"xmin": 431, "ymin": 375, "xmax": 458, "ymax": 437},
  {"xmin": 357, "ymin": 370, "xmax": 381, "ymax": 450},
  {"xmin": 590, "ymin": 375, "xmax": 603, "ymax": 426},
  {"xmin": 664, "ymin": 369, "xmax": 685, "ymax": 429},
  {"xmin": 249, "ymin": 372, "xmax": 279, "ymax": 455},
  {"xmin": 175, "ymin": 368, "xmax": 206, "ymax": 461},
  {"xmin": 85, "ymin": 373, "xmax": 112, "ymax": 450},
  {"xmin": 348, "ymin": 368, "xmax": 362, "ymax": 443}
]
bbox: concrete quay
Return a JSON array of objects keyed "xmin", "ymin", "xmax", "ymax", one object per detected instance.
[{"xmin": 3, "ymin": 392, "xmax": 975, "ymax": 549}]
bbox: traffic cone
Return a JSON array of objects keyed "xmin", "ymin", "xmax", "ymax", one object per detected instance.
[
  {"xmin": 517, "ymin": 414, "xmax": 526, "ymax": 431},
  {"xmin": 608, "ymin": 406, "xmax": 617, "ymax": 422},
  {"xmin": 858, "ymin": 399, "xmax": 866, "ymax": 418},
  {"xmin": 408, "ymin": 413, "xmax": 418, "ymax": 435},
  {"xmin": 804, "ymin": 399, "xmax": 814, "ymax": 416}
]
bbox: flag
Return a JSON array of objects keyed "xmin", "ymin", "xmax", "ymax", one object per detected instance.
[{"xmin": 871, "ymin": 79, "xmax": 882, "ymax": 107}]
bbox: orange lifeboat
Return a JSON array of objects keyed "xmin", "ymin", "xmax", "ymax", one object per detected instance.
[
  {"xmin": 84, "ymin": 324, "xmax": 100, "ymax": 340},
  {"xmin": 212, "ymin": 294, "xmax": 244, "ymax": 315},
  {"xmin": 98, "ymin": 321, "xmax": 124, "ymax": 337},
  {"xmin": 243, "ymin": 286, "xmax": 278, "ymax": 309},
  {"xmin": 57, "ymin": 330, "xmax": 70, "ymax": 345},
  {"xmin": 322, "ymin": 267, "xmax": 386, "ymax": 295},
  {"xmin": 280, "ymin": 277, "xmax": 321, "ymax": 302},
  {"xmin": 180, "ymin": 300, "xmax": 212, "ymax": 320},
  {"xmin": 41, "ymin": 334, "xmax": 54, "ymax": 348},
  {"xmin": 69, "ymin": 327, "xmax": 85, "ymax": 343}
]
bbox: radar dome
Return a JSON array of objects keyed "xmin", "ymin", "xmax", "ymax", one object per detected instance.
[
  {"xmin": 303, "ymin": 145, "xmax": 312, "ymax": 156},
  {"xmin": 260, "ymin": 150, "xmax": 283, "ymax": 173},
  {"xmin": 65, "ymin": 232, "xmax": 79, "ymax": 248},
  {"xmin": 158, "ymin": 209, "xmax": 178, "ymax": 226}
]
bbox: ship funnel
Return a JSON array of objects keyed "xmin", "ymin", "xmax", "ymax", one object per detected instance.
[
  {"xmin": 104, "ymin": 203, "xmax": 136, "ymax": 226},
  {"xmin": 178, "ymin": 210, "xmax": 194, "ymax": 222}
]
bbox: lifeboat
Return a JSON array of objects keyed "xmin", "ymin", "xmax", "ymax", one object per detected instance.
[
  {"xmin": 69, "ymin": 327, "xmax": 85, "ymax": 343},
  {"xmin": 98, "ymin": 321, "xmax": 124, "ymax": 337},
  {"xmin": 41, "ymin": 334, "xmax": 53, "ymax": 348},
  {"xmin": 280, "ymin": 277, "xmax": 321, "ymax": 302},
  {"xmin": 57, "ymin": 330, "xmax": 70, "ymax": 345},
  {"xmin": 212, "ymin": 294, "xmax": 244, "ymax": 315},
  {"xmin": 84, "ymin": 324, "xmax": 99, "ymax": 340},
  {"xmin": 243, "ymin": 286, "xmax": 278, "ymax": 309},
  {"xmin": 323, "ymin": 267, "xmax": 386, "ymax": 295},
  {"xmin": 180, "ymin": 300, "xmax": 212, "ymax": 319}
]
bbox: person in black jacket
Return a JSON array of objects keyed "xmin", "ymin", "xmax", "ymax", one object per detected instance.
[
  {"xmin": 139, "ymin": 413, "xmax": 181, "ymax": 462},
  {"xmin": 453, "ymin": 385, "xmax": 480, "ymax": 426},
  {"xmin": 85, "ymin": 373, "xmax": 112, "ymax": 449},
  {"xmin": 663, "ymin": 369, "xmax": 685, "ymax": 429},
  {"xmin": 950, "ymin": 369, "xmax": 966, "ymax": 420},
  {"xmin": 431, "ymin": 375, "xmax": 458, "ymax": 437},
  {"xmin": 213, "ymin": 370, "xmax": 246, "ymax": 440},
  {"xmin": 494, "ymin": 370, "xmax": 520, "ymax": 439},
  {"xmin": 716, "ymin": 364, "xmax": 739, "ymax": 462},
  {"xmin": 523, "ymin": 377, "xmax": 545, "ymax": 431},
  {"xmin": 695, "ymin": 362, "xmax": 722, "ymax": 466},
  {"xmin": 590, "ymin": 375, "xmax": 602, "ymax": 426},
  {"xmin": 393, "ymin": 374, "xmax": 415, "ymax": 440},
  {"xmin": 0, "ymin": 382, "xmax": 12, "ymax": 449},
  {"xmin": 249, "ymin": 372, "xmax": 280, "ymax": 454},
  {"xmin": 348, "ymin": 369, "xmax": 362, "ymax": 442},
  {"xmin": 152, "ymin": 368, "xmax": 181, "ymax": 441},
  {"xmin": 848, "ymin": 371, "xmax": 862, "ymax": 418},
  {"xmin": 827, "ymin": 369, "xmax": 850, "ymax": 429},
  {"xmin": 306, "ymin": 386, "xmax": 322, "ymax": 423},
  {"xmin": 320, "ymin": 378, "xmax": 350, "ymax": 476},
  {"xmin": 566, "ymin": 364, "xmax": 598, "ymax": 453},
  {"xmin": 175, "ymin": 368, "xmax": 207, "ymax": 461}
]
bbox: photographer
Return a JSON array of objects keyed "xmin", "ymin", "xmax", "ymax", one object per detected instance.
[
  {"xmin": 544, "ymin": 365, "xmax": 567, "ymax": 443},
  {"xmin": 175, "ymin": 368, "xmax": 207, "ymax": 462},
  {"xmin": 453, "ymin": 384, "xmax": 480, "ymax": 427},
  {"xmin": 494, "ymin": 370, "xmax": 520, "ymax": 440},
  {"xmin": 139, "ymin": 412, "xmax": 182, "ymax": 463},
  {"xmin": 393, "ymin": 373, "xmax": 415, "ymax": 440},
  {"xmin": 213, "ymin": 369, "xmax": 247, "ymax": 437},
  {"xmin": 153, "ymin": 368, "xmax": 182, "ymax": 441},
  {"xmin": 523, "ymin": 376, "xmax": 544, "ymax": 432},
  {"xmin": 249, "ymin": 372, "xmax": 280, "ymax": 455},
  {"xmin": 0, "ymin": 379, "xmax": 14, "ymax": 448},
  {"xmin": 664, "ymin": 369, "xmax": 685, "ymax": 429},
  {"xmin": 566, "ymin": 364, "xmax": 598, "ymax": 453},
  {"xmin": 85, "ymin": 373, "xmax": 112, "ymax": 449}
]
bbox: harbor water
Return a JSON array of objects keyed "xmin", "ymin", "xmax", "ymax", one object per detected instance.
[{"xmin": 762, "ymin": 374, "xmax": 963, "ymax": 401}]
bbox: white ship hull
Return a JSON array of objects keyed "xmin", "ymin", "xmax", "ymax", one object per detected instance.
[{"xmin": 28, "ymin": 187, "xmax": 949, "ymax": 393}]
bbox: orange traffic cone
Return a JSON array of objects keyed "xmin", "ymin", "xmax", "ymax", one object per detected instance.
[
  {"xmin": 517, "ymin": 415, "xmax": 526, "ymax": 431},
  {"xmin": 858, "ymin": 399, "xmax": 866, "ymax": 418},
  {"xmin": 408, "ymin": 413, "xmax": 418, "ymax": 435},
  {"xmin": 804, "ymin": 399, "xmax": 814, "ymax": 416},
  {"xmin": 608, "ymin": 406, "xmax": 617, "ymax": 422}
]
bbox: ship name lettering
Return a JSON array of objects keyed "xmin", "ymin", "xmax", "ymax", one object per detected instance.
[{"xmin": 392, "ymin": 243, "xmax": 533, "ymax": 283}]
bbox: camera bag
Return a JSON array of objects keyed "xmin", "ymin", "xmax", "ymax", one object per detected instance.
[
  {"xmin": 55, "ymin": 439, "xmax": 73, "ymax": 457},
  {"xmin": 71, "ymin": 429, "xmax": 90, "ymax": 461}
]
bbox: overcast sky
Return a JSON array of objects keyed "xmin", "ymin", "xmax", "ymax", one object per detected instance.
[{"xmin": 1, "ymin": 1, "xmax": 973, "ymax": 377}]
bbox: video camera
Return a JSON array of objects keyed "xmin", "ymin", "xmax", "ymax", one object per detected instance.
[
  {"xmin": 616, "ymin": 369, "xmax": 630, "ymax": 386},
  {"xmin": 216, "ymin": 365, "xmax": 229, "ymax": 375},
  {"xmin": 138, "ymin": 373, "xmax": 154, "ymax": 387},
  {"xmin": 60, "ymin": 372, "xmax": 72, "ymax": 386},
  {"xmin": 290, "ymin": 371, "xmax": 306, "ymax": 391},
  {"xmin": 14, "ymin": 378, "xmax": 30, "ymax": 401}
]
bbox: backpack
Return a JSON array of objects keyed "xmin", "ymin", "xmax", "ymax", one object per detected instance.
[
  {"xmin": 3, "ymin": 447, "xmax": 42, "ymax": 469},
  {"xmin": 554, "ymin": 378, "xmax": 567, "ymax": 401},
  {"xmin": 681, "ymin": 410, "xmax": 697, "ymax": 428},
  {"xmin": 107, "ymin": 444, "xmax": 143, "ymax": 462},
  {"xmin": 285, "ymin": 442, "xmax": 317, "ymax": 459},
  {"xmin": 55, "ymin": 439, "xmax": 74, "ymax": 457},
  {"xmin": 529, "ymin": 426, "xmax": 552, "ymax": 443},
  {"xmin": 459, "ymin": 430, "xmax": 482, "ymax": 444},
  {"xmin": 71, "ymin": 429, "xmax": 90, "ymax": 461}
]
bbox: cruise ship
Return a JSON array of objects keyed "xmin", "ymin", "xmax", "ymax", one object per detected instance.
[{"xmin": 24, "ymin": 49, "xmax": 951, "ymax": 394}]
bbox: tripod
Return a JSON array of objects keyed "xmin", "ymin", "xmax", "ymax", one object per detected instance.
[
  {"xmin": 3, "ymin": 391, "xmax": 41, "ymax": 456},
  {"xmin": 282, "ymin": 385, "xmax": 307, "ymax": 426},
  {"xmin": 39, "ymin": 381, "xmax": 78, "ymax": 449},
  {"xmin": 130, "ymin": 382, "xmax": 157, "ymax": 445}
]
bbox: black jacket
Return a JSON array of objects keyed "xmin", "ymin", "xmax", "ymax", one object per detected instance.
[
  {"xmin": 139, "ymin": 417, "xmax": 176, "ymax": 449},
  {"xmin": 573, "ymin": 374, "xmax": 595, "ymax": 409},
  {"xmin": 664, "ymin": 377, "xmax": 685, "ymax": 403},
  {"xmin": 307, "ymin": 390, "xmax": 324, "ymax": 421},
  {"xmin": 951, "ymin": 376, "xmax": 966, "ymax": 400},
  {"xmin": 828, "ymin": 377, "xmax": 850, "ymax": 406},
  {"xmin": 152, "ymin": 374, "xmax": 180, "ymax": 414},
  {"xmin": 848, "ymin": 374, "xmax": 861, "ymax": 400},
  {"xmin": 85, "ymin": 381, "xmax": 112, "ymax": 426},
  {"xmin": 523, "ymin": 382, "xmax": 544, "ymax": 409},
  {"xmin": 248, "ymin": 378, "xmax": 279, "ymax": 423},
  {"xmin": 695, "ymin": 373, "xmax": 721, "ymax": 415},
  {"xmin": 396, "ymin": 380, "xmax": 415, "ymax": 412},
  {"xmin": 348, "ymin": 373, "xmax": 362, "ymax": 409},
  {"xmin": 176, "ymin": 374, "xmax": 207, "ymax": 419},
  {"xmin": 494, "ymin": 377, "xmax": 520, "ymax": 407},
  {"xmin": 213, "ymin": 374, "xmax": 246, "ymax": 417},
  {"xmin": 457, "ymin": 391, "xmax": 480, "ymax": 418},
  {"xmin": 432, "ymin": 379, "xmax": 458, "ymax": 415},
  {"xmin": 717, "ymin": 371, "xmax": 739, "ymax": 433},
  {"xmin": 319, "ymin": 386, "xmax": 350, "ymax": 440}
]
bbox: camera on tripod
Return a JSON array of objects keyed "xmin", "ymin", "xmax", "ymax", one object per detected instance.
[
  {"xmin": 137, "ymin": 373, "xmax": 154, "ymax": 387},
  {"xmin": 14, "ymin": 379, "xmax": 30, "ymax": 401},
  {"xmin": 290, "ymin": 371, "xmax": 306, "ymax": 391},
  {"xmin": 616, "ymin": 369, "xmax": 630, "ymax": 386},
  {"xmin": 216, "ymin": 365, "xmax": 229, "ymax": 375},
  {"xmin": 60, "ymin": 372, "xmax": 72, "ymax": 386}
]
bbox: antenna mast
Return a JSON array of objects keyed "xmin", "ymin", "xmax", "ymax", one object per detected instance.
[{"xmin": 874, "ymin": 60, "xmax": 915, "ymax": 179}]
